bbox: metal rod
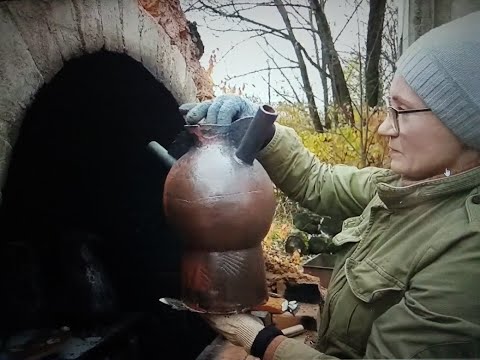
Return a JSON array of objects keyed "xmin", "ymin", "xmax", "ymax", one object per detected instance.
[{"xmin": 147, "ymin": 141, "xmax": 176, "ymax": 169}]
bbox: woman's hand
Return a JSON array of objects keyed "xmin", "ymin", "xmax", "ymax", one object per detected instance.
[
  {"xmin": 203, "ymin": 313, "xmax": 265, "ymax": 352},
  {"xmin": 179, "ymin": 95, "xmax": 259, "ymax": 125}
]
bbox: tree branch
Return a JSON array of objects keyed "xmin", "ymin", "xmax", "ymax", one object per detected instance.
[
  {"xmin": 224, "ymin": 66, "xmax": 299, "ymax": 81},
  {"xmin": 333, "ymin": 0, "xmax": 365, "ymax": 43},
  {"xmin": 259, "ymin": 40, "xmax": 302, "ymax": 103},
  {"xmin": 261, "ymin": 75, "xmax": 296, "ymax": 105},
  {"xmin": 196, "ymin": 0, "xmax": 290, "ymax": 40}
]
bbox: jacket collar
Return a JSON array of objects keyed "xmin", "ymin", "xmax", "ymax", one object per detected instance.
[{"xmin": 376, "ymin": 166, "xmax": 480, "ymax": 208}]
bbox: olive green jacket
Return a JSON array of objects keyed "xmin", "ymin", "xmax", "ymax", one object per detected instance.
[{"xmin": 257, "ymin": 124, "xmax": 480, "ymax": 359}]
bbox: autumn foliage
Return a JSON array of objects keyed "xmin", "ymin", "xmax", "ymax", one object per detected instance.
[{"xmin": 276, "ymin": 103, "xmax": 389, "ymax": 168}]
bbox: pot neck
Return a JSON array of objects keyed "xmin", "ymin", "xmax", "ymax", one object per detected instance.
[{"xmin": 186, "ymin": 124, "xmax": 231, "ymax": 146}]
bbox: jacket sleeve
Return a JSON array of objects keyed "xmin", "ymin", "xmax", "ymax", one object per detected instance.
[
  {"xmin": 257, "ymin": 124, "xmax": 386, "ymax": 220},
  {"xmin": 365, "ymin": 229, "xmax": 480, "ymax": 358}
]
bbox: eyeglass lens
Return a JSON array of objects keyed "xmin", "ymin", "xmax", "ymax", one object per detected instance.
[{"xmin": 387, "ymin": 107, "xmax": 399, "ymax": 133}]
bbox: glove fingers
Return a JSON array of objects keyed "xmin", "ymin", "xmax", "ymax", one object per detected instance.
[
  {"xmin": 183, "ymin": 101, "xmax": 212, "ymax": 124},
  {"xmin": 216, "ymin": 103, "xmax": 241, "ymax": 125},
  {"xmin": 178, "ymin": 102, "xmax": 198, "ymax": 115},
  {"xmin": 205, "ymin": 98, "xmax": 225, "ymax": 124},
  {"xmin": 182, "ymin": 96, "xmax": 253, "ymax": 125}
]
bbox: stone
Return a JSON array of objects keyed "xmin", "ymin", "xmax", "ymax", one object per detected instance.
[
  {"xmin": 42, "ymin": 0, "xmax": 84, "ymax": 61},
  {"xmin": 139, "ymin": 10, "xmax": 162, "ymax": 79},
  {"xmin": 169, "ymin": 47, "xmax": 189, "ymax": 102},
  {"xmin": 284, "ymin": 231, "xmax": 308, "ymax": 255},
  {"xmin": 0, "ymin": 4, "xmax": 44, "ymax": 144},
  {"xmin": 307, "ymin": 233, "xmax": 333, "ymax": 255},
  {"xmin": 99, "ymin": 0, "xmax": 123, "ymax": 53},
  {"xmin": 183, "ymin": 74, "xmax": 198, "ymax": 103},
  {"xmin": 319, "ymin": 216, "xmax": 343, "ymax": 237},
  {"xmin": 0, "ymin": 135, "xmax": 12, "ymax": 189},
  {"xmin": 187, "ymin": 21, "xmax": 204, "ymax": 60},
  {"xmin": 0, "ymin": 120, "xmax": 20, "ymax": 151},
  {"xmin": 120, "ymin": 0, "xmax": 142, "ymax": 61},
  {"xmin": 72, "ymin": 0, "xmax": 105, "ymax": 54},
  {"xmin": 137, "ymin": 6, "xmax": 194, "ymax": 104},
  {"xmin": 293, "ymin": 211, "xmax": 322, "ymax": 234},
  {"xmin": 138, "ymin": 0, "xmax": 212, "ymax": 100},
  {"xmin": 7, "ymin": 0, "xmax": 64, "ymax": 82}
]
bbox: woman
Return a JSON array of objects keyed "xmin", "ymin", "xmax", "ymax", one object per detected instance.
[{"xmin": 180, "ymin": 11, "xmax": 480, "ymax": 359}]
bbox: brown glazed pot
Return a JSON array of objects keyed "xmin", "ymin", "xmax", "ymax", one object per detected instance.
[{"xmin": 163, "ymin": 106, "xmax": 278, "ymax": 313}]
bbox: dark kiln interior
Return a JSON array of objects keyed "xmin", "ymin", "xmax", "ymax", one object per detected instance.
[{"xmin": 0, "ymin": 50, "xmax": 214, "ymax": 359}]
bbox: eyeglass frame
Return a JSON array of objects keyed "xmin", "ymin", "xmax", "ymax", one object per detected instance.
[{"xmin": 385, "ymin": 97, "xmax": 431, "ymax": 135}]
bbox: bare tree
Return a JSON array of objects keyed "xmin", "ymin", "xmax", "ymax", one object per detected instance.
[
  {"xmin": 381, "ymin": 1, "xmax": 399, "ymax": 83},
  {"xmin": 274, "ymin": 0, "xmax": 324, "ymax": 132},
  {"xmin": 309, "ymin": 0, "xmax": 354, "ymax": 125},
  {"xmin": 365, "ymin": 0, "xmax": 387, "ymax": 107},
  {"xmin": 308, "ymin": 0, "xmax": 331, "ymax": 128},
  {"xmin": 259, "ymin": 41, "xmax": 303, "ymax": 104},
  {"xmin": 182, "ymin": 0, "xmax": 398, "ymax": 132}
]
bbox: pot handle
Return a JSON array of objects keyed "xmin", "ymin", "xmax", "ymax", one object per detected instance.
[
  {"xmin": 147, "ymin": 141, "xmax": 176, "ymax": 169},
  {"xmin": 235, "ymin": 105, "xmax": 278, "ymax": 165}
]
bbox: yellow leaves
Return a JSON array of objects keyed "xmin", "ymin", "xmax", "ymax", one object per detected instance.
[
  {"xmin": 276, "ymin": 103, "xmax": 313, "ymax": 133},
  {"xmin": 278, "ymin": 223, "xmax": 291, "ymax": 239},
  {"xmin": 298, "ymin": 125, "xmax": 387, "ymax": 168},
  {"xmin": 276, "ymin": 102, "xmax": 389, "ymax": 168},
  {"xmin": 291, "ymin": 249, "xmax": 302, "ymax": 264},
  {"xmin": 263, "ymin": 242, "xmax": 303, "ymax": 275},
  {"xmin": 263, "ymin": 221, "xmax": 305, "ymax": 278},
  {"xmin": 299, "ymin": 127, "xmax": 357, "ymax": 166},
  {"xmin": 264, "ymin": 222, "xmax": 293, "ymax": 248}
]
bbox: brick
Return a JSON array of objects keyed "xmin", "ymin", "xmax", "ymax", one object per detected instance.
[
  {"xmin": 272, "ymin": 312, "xmax": 301, "ymax": 330},
  {"xmin": 252, "ymin": 297, "xmax": 287, "ymax": 314}
]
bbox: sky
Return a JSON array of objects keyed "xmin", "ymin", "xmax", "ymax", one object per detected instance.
[{"xmin": 180, "ymin": 0, "xmax": 376, "ymax": 104}]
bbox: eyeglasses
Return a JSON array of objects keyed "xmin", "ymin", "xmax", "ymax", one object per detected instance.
[{"xmin": 385, "ymin": 97, "xmax": 431, "ymax": 135}]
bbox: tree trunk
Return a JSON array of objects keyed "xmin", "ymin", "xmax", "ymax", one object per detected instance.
[
  {"xmin": 275, "ymin": 0, "xmax": 324, "ymax": 132},
  {"xmin": 309, "ymin": 3, "xmax": 331, "ymax": 129},
  {"xmin": 365, "ymin": 0, "xmax": 387, "ymax": 107},
  {"xmin": 310, "ymin": 0, "xmax": 354, "ymax": 126},
  {"xmin": 321, "ymin": 43, "xmax": 333, "ymax": 129}
]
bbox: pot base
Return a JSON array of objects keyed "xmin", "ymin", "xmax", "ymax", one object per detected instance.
[{"xmin": 181, "ymin": 244, "xmax": 268, "ymax": 314}]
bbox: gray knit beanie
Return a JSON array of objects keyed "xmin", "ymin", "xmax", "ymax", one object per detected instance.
[{"xmin": 396, "ymin": 11, "xmax": 480, "ymax": 150}]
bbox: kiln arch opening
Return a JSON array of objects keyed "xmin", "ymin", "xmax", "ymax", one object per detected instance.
[{"xmin": 0, "ymin": 50, "xmax": 214, "ymax": 358}]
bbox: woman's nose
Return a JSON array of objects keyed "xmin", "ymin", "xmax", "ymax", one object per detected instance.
[{"xmin": 378, "ymin": 115, "xmax": 397, "ymax": 137}]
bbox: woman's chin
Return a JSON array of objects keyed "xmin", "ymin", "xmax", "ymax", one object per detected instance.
[{"xmin": 389, "ymin": 159, "xmax": 405, "ymax": 175}]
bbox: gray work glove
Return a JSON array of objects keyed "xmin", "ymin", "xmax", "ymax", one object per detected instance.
[{"xmin": 179, "ymin": 95, "xmax": 259, "ymax": 125}]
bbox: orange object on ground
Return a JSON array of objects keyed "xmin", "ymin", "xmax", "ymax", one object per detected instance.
[{"xmin": 252, "ymin": 296, "xmax": 287, "ymax": 314}]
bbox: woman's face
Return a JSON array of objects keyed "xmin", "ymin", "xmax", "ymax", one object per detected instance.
[{"xmin": 378, "ymin": 76, "xmax": 467, "ymax": 181}]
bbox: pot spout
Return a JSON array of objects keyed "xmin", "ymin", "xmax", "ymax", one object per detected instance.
[
  {"xmin": 147, "ymin": 141, "xmax": 176, "ymax": 169},
  {"xmin": 235, "ymin": 105, "xmax": 278, "ymax": 165}
]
